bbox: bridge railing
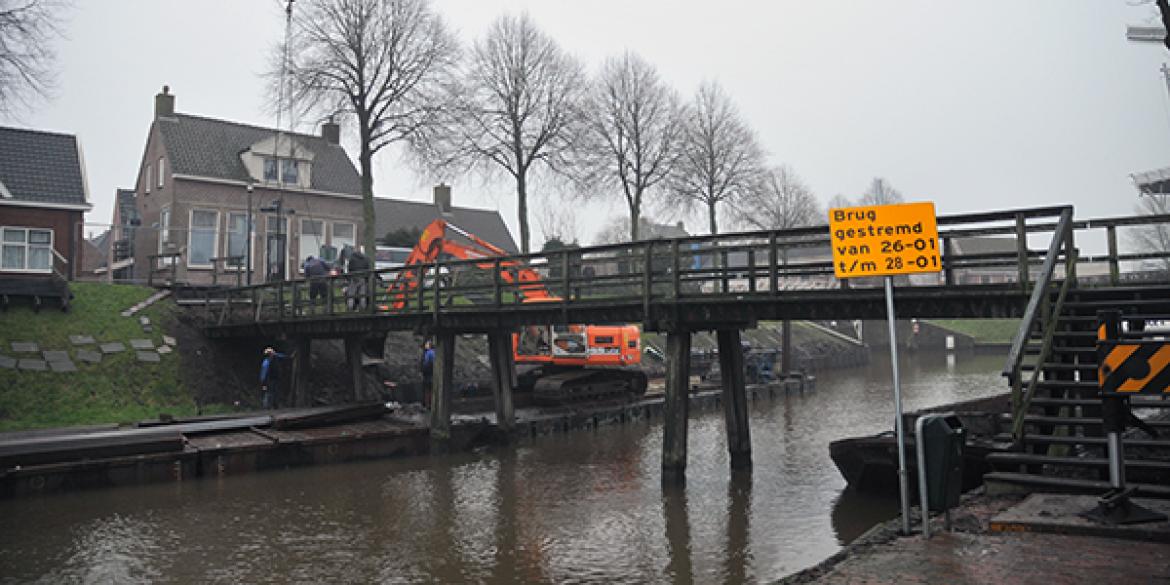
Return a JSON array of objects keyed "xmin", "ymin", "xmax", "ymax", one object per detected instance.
[
  {"xmin": 199, "ymin": 205, "xmax": 1092, "ymax": 329},
  {"xmin": 1000, "ymin": 207, "xmax": 1076, "ymax": 443},
  {"xmin": 1070, "ymin": 213, "xmax": 1170, "ymax": 286}
]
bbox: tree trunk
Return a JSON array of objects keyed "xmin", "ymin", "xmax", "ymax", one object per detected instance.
[
  {"xmin": 359, "ymin": 124, "xmax": 377, "ymax": 255},
  {"xmin": 517, "ymin": 172, "xmax": 530, "ymax": 254},
  {"xmin": 629, "ymin": 199, "xmax": 640, "ymax": 241},
  {"xmin": 708, "ymin": 200, "xmax": 719, "ymax": 235}
]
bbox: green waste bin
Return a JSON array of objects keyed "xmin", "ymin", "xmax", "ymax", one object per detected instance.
[{"xmin": 920, "ymin": 414, "xmax": 965, "ymax": 511}]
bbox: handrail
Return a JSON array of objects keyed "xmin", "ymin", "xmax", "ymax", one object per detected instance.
[
  {"xmin": 1002, "ymin": 206, "xmax": 1073, "ymax": 382},
  {"xmin": 1010, "ymin": 249, "xmax": 1074, "ymax": 443}
]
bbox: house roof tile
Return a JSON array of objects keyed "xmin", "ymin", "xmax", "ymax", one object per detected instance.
[
  {"xmin": 157, "ymin": 114, "xmax": 361, "ymax": 195},
  {"xmin": 373, "ymin": 198, "xmax": 518, "ymax": 253},
  {"xmin": 0, "ymin": 126, "xmax": 88, "ymax": 206}
]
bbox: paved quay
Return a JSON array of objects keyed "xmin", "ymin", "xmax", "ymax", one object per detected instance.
[{"xmin": 783, "ymin": 493, "xmax": 1170, "ymax": 584}]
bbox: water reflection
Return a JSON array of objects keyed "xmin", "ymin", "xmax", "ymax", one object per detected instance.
[
  {"xmin": 724, "ymin": 472, "xmax": 753, "ymax": 584},
  {"xmin": 662, "ymin": 485, "xmax": 694, "ymax": 584},
  {"xmin": 830, "ymin": 488, "xmax": 900, "ymax": 544},
  {"xmin": 0, "ymin": 352, "xmax": 1007, "ymax": 584}
]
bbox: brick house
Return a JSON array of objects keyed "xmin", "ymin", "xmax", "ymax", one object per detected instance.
[
  {"xmin": 0, "ymin": 126, "xmax": 92, "ymax": 281},
  {"xmin": 132, "ymin": 86, "xmax": 364, "ymax": 286}
]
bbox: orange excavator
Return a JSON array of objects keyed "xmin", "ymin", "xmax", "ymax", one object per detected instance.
[{"xmin": 388, "ymin": 218, "xmax": 647, "ymax": 404}]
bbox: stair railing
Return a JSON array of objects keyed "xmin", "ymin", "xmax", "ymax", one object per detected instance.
[{"xmin": 1002, "ymin": 206, "xmax": 1075, "ymax": 443}]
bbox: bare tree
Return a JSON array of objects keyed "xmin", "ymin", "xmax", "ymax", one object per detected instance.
[
  {"xmin": 1131, "ymin": 194, "xmax": 1170, "ymax": 271},
  {"xmin": 534, "ymin": 199, "xmax": 579, "ymax": 247},
  {"xmin": 592, "ymin": 216, "xmax": 632, "ymax": 245},
  {"xmin": 281, "ymin": 0, "xmax": 459, "ymax": 255},
  {"xmin": 0, "ymin": 0, "xmax": 64, "ymax": 116},
  {"xmin": 579, "ymin": 52, "xmax": 684, "ymax": 241},
  {"xmin": 856, "ymin": 177, "xmax": 904, "ymax": 206},
  {"xmin": 826, "ymin": 193, "xmax": 853, "ymax": 210},
  {"xmin": 439, "ymin": 13, "xmax": 587, "ymax": 254},
  {"xmin": 668, "ymin": 81, "xmax": 765, "ymax": 235},
  {"xmin": 730, "ymin": 165, "xmax": 822, "ymax": 232}
]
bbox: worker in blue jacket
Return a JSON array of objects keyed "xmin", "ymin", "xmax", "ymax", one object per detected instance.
[{"xmin": 260, "ymin": 347, "xmax": 289, "ymax": 409}]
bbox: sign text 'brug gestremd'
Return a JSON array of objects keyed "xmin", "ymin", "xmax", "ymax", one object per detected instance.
[{"xmin": 828, "ymin": 202, "xmax": 942, "ymax": 278}]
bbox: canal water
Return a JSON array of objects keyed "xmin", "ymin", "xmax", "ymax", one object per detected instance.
[{"xmin": 0, "ymin": 352, "xmax": 1006, "ymax": 584}]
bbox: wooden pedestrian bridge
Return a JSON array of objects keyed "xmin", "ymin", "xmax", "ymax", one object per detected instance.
[{"xmin": 195, "ymin": 205, "xmax": 1170, "ymax": 486}]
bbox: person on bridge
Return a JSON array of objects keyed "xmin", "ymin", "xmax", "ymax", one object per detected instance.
[
  {"xmin": 259, "ymin": 347, "xmax": 289, "ymax": 409},
  {"xmin": 340, "ymin": 245, "xmax": 372, "ymax": 311},
  {"xmin": 302, "ymin": 255, "xmax": 329, "ymax": 305}
]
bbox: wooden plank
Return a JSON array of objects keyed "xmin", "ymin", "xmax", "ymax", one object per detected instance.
[
  {"xmin": 271, "ymin": 402, "xmax": 387, "ymax": 430},
  {"xmin": 717, "ymin": 329, "xmax": 752, "ymax": 470},
  {"xmin": 0, "ymin": 428, "xmax": 184, "ymax": 468},
  {"xmin": 430, "ymin": 331, "xmax": 456, "ymax": 442},
  {"xmin": 488, "ymin": 330, "xmax": 516, "ymax": 433},
  {"xmin": 662, "ymin": 330, "xmax": 691, "ymax": 482}
]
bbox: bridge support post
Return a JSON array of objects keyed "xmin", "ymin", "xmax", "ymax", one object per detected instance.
[
  {"xmin": 430, "ymin": 331, "xmax": 456, "ymax": 444},
  {"xmin": 344, "ymin": 335, "xmax": 363, "ymax": 403},
  {"xmin": 290, "ymin": 336, "xmax": 311, "ymax": 407},
  {"xmin": 717, "ymin": 329, "xmax": 752, "ymax": 470},
  {"xmin": 488, "ymin": 330, "xmax": 516, "ymax": 434},
  {"xmin": 662, "ymin": 329, "xmax": 692, "ymax": 484}
]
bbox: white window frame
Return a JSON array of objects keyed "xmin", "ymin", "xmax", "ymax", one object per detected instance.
[
  {"xmin": 187, "ymin": 208, "xmax": 220, "ymax": 269},
  {"xmin": 157, "ymin": 157, "xmax": 165, "ymax": 189},
  {"xmin": 300, "ymin": 218, "xmax": 325, "ymax": 263},
  {"xmin": 225, "ymin": 212, "xmax": 253, "ymax": 270},
  {"xmin": 281, "ymin": 158, "xmax": 299, "ymax": 185},
  {"xmin": 264, "ymin": 216, "xmax": 290, "ymax": 279},
  {"xmin": 331, "ymin": 221, "xmax": 356, "ymax": 250},
  {"xmin": 145, "ymin": 163, "xmax": 152, "ymax": 194},
  {"xmin": 263, "ymin": 157, "xmax": 279, "ymax": 183},
  {"xmin": 156, "ymin": 206, "xmax": 176, "ymax": 267},
  {"xmin": 0, "ymin": 226, "xmax": 54, "ymax": 273}
]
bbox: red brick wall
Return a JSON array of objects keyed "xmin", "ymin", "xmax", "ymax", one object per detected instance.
[{"xmin": 0, "ymin": 205, "xmax": 84, "ymax": 279}]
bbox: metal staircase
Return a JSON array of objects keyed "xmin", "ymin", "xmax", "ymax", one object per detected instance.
[{"xmin": 986, "ymin": 284, "xmax": 1170, "ymax": 497}]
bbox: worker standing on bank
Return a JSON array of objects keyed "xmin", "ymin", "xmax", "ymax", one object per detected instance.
[
  {"xmin": 420, "ymin": 340, "xmax": 435, "ymax": 408},
  {"xmin": 260, "ymin": 347, "xmax": 289, "ymax": 409}
]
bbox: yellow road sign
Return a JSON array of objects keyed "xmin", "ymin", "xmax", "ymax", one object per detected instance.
[{"xmin": 828, "ymin": 202, "xmax": 941, "ymax": 278}]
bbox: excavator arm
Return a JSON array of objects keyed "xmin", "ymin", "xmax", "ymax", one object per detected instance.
[{"xmin": 387, "ymin": 218, "xmax": 556, "ymax": 309}]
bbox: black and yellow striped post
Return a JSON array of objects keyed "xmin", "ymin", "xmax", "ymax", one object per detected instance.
[{"xmin": 1084, "ymin": 310, "xmax": 1167, "ymax": 525}]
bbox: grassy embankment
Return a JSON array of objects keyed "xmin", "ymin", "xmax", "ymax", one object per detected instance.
[
  {"xmin": 0, "ymin": 282, "xmax": 223, "ymax": 432},
  {"xmin": 927, "ymin": 319, "xmax": 1021, "ymax": 344}
]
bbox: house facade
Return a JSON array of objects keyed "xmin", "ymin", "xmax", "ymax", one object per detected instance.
[
  {"xmin": 0, "ymin": 126, "xmax": 92, "ymax": 280},
  {"xmin": 131, "ymin": 86, "xmax": 364, "ymax": 286}
]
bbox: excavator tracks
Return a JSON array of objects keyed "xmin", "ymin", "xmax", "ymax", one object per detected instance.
[{"xmin": 523, "ymin": 367, "xmax": 649, "ymax": 406}]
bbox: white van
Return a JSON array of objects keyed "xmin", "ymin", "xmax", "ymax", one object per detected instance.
[{"xmin": 375, "ymin": 246, "xmax": 412, "ymax": 270}]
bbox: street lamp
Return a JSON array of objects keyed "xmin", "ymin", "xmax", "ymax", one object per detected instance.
[
  {"xmin": 259, "ymin": 199, "xmax": 295, "ymax": 281},
  {"xmin": 246, "ymin": 183, "xmax": 254, "ymax": 286}
]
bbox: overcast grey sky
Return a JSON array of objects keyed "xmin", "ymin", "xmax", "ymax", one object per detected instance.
[{"xmin": 11, "ymin": 1, "xmax": 1170, "ymax": 244}]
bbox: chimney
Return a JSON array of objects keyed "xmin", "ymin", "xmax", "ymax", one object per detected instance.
[
  {"xmin": 433, "ymin": 183, "xmax": 452, "ymax": 214},
  {"xmin": 154, "ymin": 85, "xmax": 175, "ymax": 119},
  {"xmin": 321, "ymin": 118, "xmax": 340, "ymax": 145}
]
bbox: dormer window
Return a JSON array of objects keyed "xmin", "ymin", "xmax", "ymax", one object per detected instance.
[
  {"xmin": 243, "ymin": 135, "xmax": 315, "ymax": 188},
  {"xmin": 281, "ymin": 159, "xmax": 299, "ymax": 184},
  {"xmin": 261, "ymin": 157, "xmax": 301, "ymax": 185},
  {"xmin": 263, "ymin": 158, "xmax": 278, "ymax": 182}
]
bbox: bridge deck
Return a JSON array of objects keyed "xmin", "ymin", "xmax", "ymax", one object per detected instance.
[{"xmin": 197, "ymin": 206, "xmax": 1168, "ymax": 338}]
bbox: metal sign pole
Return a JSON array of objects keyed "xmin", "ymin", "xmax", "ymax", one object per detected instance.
[{"xmin": 885, "ymin": 275, "xmax": 911, "ymax": 535}]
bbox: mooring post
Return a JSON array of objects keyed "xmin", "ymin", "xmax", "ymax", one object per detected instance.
[
  {"xmin": 344, "ymin": 335, "xmax": 363, "ymax": 403},
  {"xmin": 291, "ymin": 336, "xmax": 311, "ymax": 407},
  {"xmin": 430, "ymin": 331, "xmax": 456, "ymax": 444},
  {"xmin": 717, "ymin": 329, "xmax": 752, "ymax": 470},
  {"xmin": 488, "ymin": 330, "xmax": 516, "ymax": 433},
  {"xmin": 662, "ymin": 329, "xmax": 692, "ymax": 483}
]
